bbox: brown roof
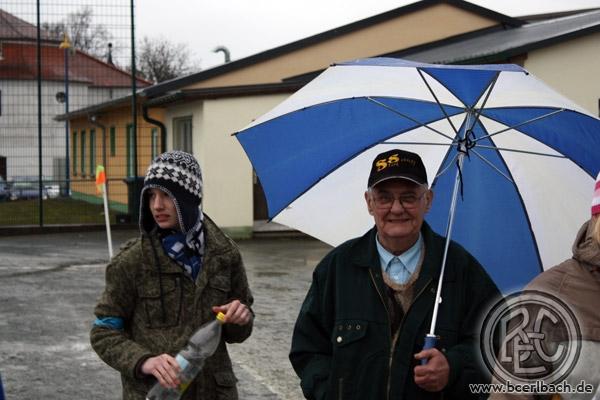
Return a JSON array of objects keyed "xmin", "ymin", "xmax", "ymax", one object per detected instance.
[
  {"xmin": 0, "ymin": 42, "xmax": 151, "ymax": 87},
  {"xmin": 144, "ymin": 0, "xmax": 523, "ymax": 97},
  {"xmin": 0, "ymin": 8, "xmax": 56, "ymax": 42},
  {"xmin": 0, "ymin": 8, "xmax": 150, "ymax": 87}
]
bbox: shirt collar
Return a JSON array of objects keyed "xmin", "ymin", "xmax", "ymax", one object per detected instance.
[{"xmin": 375, "ymin": 233, "xmax": 423, "ymax": 274}]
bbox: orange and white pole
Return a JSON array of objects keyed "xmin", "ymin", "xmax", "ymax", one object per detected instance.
[{"xmin": 96, "ymin": 165, "xmax": 113, "ymax": 258}]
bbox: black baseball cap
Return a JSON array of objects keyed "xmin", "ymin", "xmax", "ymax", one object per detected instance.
[{"xmin": 367, "ymin": 149, "xmax": 428, "ymax": 188}]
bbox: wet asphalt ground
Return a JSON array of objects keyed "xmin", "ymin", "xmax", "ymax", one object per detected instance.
[{"xmin": 0, "ymin": 229, "xmax": 331, "ymax": 399}]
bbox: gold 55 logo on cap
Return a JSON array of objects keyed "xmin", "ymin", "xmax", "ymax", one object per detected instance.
[
  {"xmin": 375, "ymin": 153, "xmax": 417, "ymax": 172},
  {"xmin": 368, "ymin": 149, "xmax": 428, "ymax": 188}
]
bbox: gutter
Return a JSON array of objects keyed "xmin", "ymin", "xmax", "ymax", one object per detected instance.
[{"xmin": 142, "ymin": 104, "xmax": 167, "ymax": 153}]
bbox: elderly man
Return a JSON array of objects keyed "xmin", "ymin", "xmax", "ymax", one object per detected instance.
[{"xmin": 290, "ymin": 149, "xmax": 501, "ymax": 400}]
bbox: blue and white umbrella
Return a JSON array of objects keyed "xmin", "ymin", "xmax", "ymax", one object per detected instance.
[{"xmin": 235, "ymin": 58, "xmax": 600, "ymax": 295}]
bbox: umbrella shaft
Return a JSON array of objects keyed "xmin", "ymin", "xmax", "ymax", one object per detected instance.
[{"xmin": 428, "ymin": 121, "xmax": 471, "ymax": 335}]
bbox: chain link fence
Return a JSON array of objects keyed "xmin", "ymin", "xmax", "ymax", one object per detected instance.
[{"xmin": 0, "ymin": 1, "xmax": 152, "ymax": 228}]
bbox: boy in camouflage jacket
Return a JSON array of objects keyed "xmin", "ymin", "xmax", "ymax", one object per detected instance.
[{"xmin": 91, "ymin": 151, "xmax": 253, "ymax": 400}]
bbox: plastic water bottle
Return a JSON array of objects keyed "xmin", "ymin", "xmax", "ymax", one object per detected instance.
[{"xmin": 146, "ymin": 312, "xmax": 226, "ymax": 400}]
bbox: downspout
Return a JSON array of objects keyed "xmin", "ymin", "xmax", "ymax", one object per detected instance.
[
  {"xmin": 142, "ymin": 104, "xmax": 167, "ymax": 153},
  {"xmin": 88, "ymin": 114, "xmax": 108, "ymax": 197}
]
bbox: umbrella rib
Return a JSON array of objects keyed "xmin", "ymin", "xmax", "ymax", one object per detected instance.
[
  {"xmin": 476, "ymin": 145, "xmax": 566, "ymax": 159},
  {"xmin": 474, "ymin": 108, "xmax": 565, "ymax": 143},
  {"xmin": 384, "ymin": 141, "xmax": 454, "ymax": 147},
  {"xmin": 435, "ymin": 151, "xmax": 461, "ymax": 180},
  {"xmin": 469, "ymin": 72, "xmax": 499, "ymax": 131},
  {"xmin": 417, "ymin": 69, "xmax": 460, "ymax": 136},
  {"xmin": 366, "ymin": 97, "xmax": 455, "ymax": 142},
  {"xmin": 471, "ymin": 149, "xmax": 515, "ymax": 184}
]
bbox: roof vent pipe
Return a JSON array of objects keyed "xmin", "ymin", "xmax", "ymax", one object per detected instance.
[
  {"xmin": 213, "ymin": 46, "xmax": 231, "ymax": 63},
  {"xmin": 107, "ymin": 42, "xmax": 114, "ymax": 65}
]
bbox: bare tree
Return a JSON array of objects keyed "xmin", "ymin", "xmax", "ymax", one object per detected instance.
[
  {"xmin": 43, "ymin": 6, "xmax": 112, "ymax": 58},
  {"xmin": 43, "ymin": 9, "xmax": 196, "ymax": 82},
  {"xmin": 137, "ymin": 36, "xmax": 197, "ymax": 83}
]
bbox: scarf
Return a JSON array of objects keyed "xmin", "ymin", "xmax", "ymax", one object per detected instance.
[{"xmin": 161, "ymin": 231, "xmax": 203, "ymax": 281}]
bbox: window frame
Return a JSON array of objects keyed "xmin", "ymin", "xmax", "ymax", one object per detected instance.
[
  {"xmin": 80, "ymin": 130, "xmax": 86, "ymax": 176},
  {"xmin": 72, "ymin": 131, "xmax": 78, "ymax": 176},
  {"xmin": 110, "ymin": 126, "xmax": 116, "ymax": 157},
  {"xmin": 151, "ymin": 128, "xmax": 159, "ymax": 159},
  {"xmin": 173, "ymin": 116, "xmax": 193, "ymax": 153},
  {"xmin": 90, "ymin": 129, "xmax": 96, "ymax": 177},
  {"xmin": 126, "ymin": 124, "xmax": 135, "ymax": 177}
]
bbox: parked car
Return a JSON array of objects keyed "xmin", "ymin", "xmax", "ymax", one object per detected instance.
[
  {"xmin": 9, "ymin": 179, "xmax": 48, "ymax": 201},
  {"xmin": 0, "ymin": 177, "xmax": 10, "ymax": 201},
  {"xmin": 44, "ymin": 182, "xmax": 60, "ymax": 198}
]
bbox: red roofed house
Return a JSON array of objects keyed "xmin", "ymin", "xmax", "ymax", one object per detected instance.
[{"xmin": 0, "ymin": 8, "xmax": 149, "ymax": 185}]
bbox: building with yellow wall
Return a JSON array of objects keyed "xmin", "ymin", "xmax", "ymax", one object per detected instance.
[
  {"xmin": 58, "ymin": 99, "xmax": 165, "ymax": 215},
  {"xmin": 59, "ymin": 0, "xmax": 600, "ymax": 238}
]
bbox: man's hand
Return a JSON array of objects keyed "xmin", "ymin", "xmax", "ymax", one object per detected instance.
[
  {"xmin": 212, "ymin": 300, "xmax": 252, "ymax": 325},
  {"xmin": 141, "ymin": 354, "xmax": 181, "ymax": 388},
  {"xmin": 413, "ymin": 348, "xmax": 450, "ymax": 392}
]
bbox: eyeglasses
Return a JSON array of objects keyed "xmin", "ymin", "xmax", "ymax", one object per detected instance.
[{"xmin": 371, "ymin": 191, "xmax": 426, "ymax": 210}]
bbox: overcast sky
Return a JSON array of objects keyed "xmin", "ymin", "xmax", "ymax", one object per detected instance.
[
  {"xmin": 4, "ymin": 1, "xmax": 600, "ymax": 69},
  {"xmin": 136, "ymin": 0, "xmax": 600, "ymax": 69}
]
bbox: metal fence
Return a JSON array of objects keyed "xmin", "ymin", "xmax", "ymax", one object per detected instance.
[{"xmin": 0, "ymin": 1, "xmax": 142, "ymax": 228}]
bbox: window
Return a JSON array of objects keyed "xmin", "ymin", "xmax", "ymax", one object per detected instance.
[
  {"xmin": 151, "ymin": 128, "xmax": 159, "ymax": 159},
  {"xmin": 80, "ymin": 130, "xmax": 86, "ymax": 176},
  {"xmin": 73, "ymin": 131, "xmax": 78, "ymax": 175},
  {"xmin": 110, "ymin": 126, "xmax": 116, "ymax": 157},
  {"xmin": 173, "ymin": 117, "xmax": 192, "ymax": 153},
  {"xmin": 126, "ymin": 124, "xmax": 135, "ymax": 177},
  {"xmin": 90, "ymin": 129, "xmax": 96, "ymax": 175}
]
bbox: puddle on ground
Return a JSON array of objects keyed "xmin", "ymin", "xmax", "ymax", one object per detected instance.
[{"xmin": 255, "ymin": 271, "xmax": 288, "ymax": 278}]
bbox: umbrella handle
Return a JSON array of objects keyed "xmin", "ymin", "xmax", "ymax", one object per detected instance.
[{"xmin": 420, "ymin": 334, "xmax": 438, "ymax": 365}]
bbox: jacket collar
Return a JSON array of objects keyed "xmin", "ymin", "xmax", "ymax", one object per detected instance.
[
  {"xmin": 142, "ymin": 232, "xmax": 181, "ymax": 274},
  {"xmin": 350, "ymin": 222, "xmax": 448, "ymax": 334},
  {"xmin": 202, "ymin": 214, "xmax": 234, "ymax": 259},
  {"xmin": 141, "ymin": 213, "xmax": 233, "ymax": 276},
  {"xmin": 349, "ymin": 226, "xmax": 380, "ymax": 268},
  {"xmin": 351, "ymin": 222, "xmax": 443, "ymax": 275},
  {"xmin": 350, "ymin": 222, "xmax": 451, "ymax": 294}
]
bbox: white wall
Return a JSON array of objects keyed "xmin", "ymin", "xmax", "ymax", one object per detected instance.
[
  {"xmin": 88, "ymin": 87, "xmax": 131, "ymax": 104},
  {"xmin": 0, "ymin": 79, "xmax": 126, "ymax": 181},
  {"xmin": 0, "ymin": 80, "xmax": 86, "ymax": 180},
  {"xmin": 164, "ymin": 94, "xmax": 289, "ymax": 229},
  {"xmin": 524, "ymin": 32, "xmax": 600, "ymax": 116}
]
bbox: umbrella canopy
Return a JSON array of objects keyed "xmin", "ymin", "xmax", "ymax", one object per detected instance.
[{"xmin": 235, "ymin": 58, "xmax": 600, "ymax": 293}]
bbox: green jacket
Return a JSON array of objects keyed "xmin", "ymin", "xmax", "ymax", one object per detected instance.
[
  {"xmin": 91, "ymin": 215, "xmax": 253, "ymax": 400},
  {"xmin": 289, "ymin": 222, "xmax": 500, "ymax": 400}
]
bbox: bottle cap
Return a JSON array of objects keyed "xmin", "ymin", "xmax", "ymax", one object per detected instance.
[{"xmin": 216, "ymin": 312, "xmax": 226, "ymax": 323}]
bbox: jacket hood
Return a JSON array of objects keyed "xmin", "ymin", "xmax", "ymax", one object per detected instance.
[{"xmin": 572, "ymin": 219, "xmax": 600, "ymax": 269}]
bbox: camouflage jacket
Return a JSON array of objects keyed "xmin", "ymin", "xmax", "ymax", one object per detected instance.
[{"xmin": 90, "ymin": 215, "xmax": 253, "ymax": 400}]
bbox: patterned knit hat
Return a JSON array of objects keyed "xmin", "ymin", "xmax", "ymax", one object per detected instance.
[
  {"xmin": 140, "ymin": 150, "xmax": 203, "ymax": 235},
  {"xmin": 592, "ymin": 172, "xmax": 600, "ymax": 216}
]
